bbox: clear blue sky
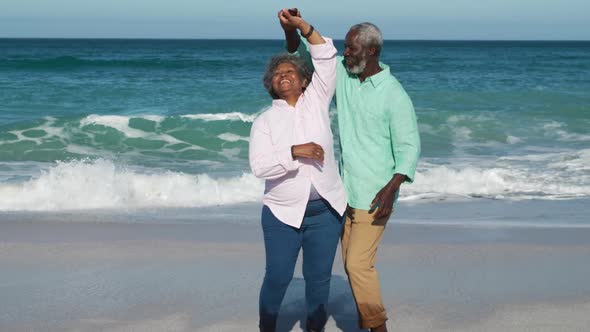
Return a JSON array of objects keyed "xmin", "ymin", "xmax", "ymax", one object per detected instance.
[{"xmin": 1, "ymin": 0, "xmax": 588, "ymax": 40}]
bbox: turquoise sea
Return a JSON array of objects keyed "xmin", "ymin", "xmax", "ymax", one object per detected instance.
[{"xmin": 0, "ymin": 39, "xmax": 589, "ymax": 212}]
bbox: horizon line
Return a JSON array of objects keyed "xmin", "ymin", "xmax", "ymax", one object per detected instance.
[{"xmin": 1, "ymin": 37, "xmax": 589, "ymax": 42}]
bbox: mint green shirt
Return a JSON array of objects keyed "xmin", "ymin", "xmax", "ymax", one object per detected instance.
[{"xmin": 295, "ymin": 43, "xmax": 421, "ymax": 210}]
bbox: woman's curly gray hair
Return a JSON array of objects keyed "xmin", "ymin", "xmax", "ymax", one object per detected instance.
[{"xmin": 263, "ymin": 54, "xmax": 313, "ymax": 99}]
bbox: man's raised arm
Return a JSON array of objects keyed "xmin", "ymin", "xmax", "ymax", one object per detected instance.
[{"xmin": 280, "ymin": 8, "xmax": 302, "ymax": 52}]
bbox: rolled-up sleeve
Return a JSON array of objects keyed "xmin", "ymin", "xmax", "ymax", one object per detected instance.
[
  {"xmin": 249, "ymin": 116, "xmax": 300, "ymax": 180},
  {"xmin": 389, "ymin": 91, "xmax": 421, "ymax": 183}
]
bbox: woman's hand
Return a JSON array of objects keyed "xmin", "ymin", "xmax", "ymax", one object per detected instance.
[
  {"xmin": 278, "ymin": 8, "xmax": 304, "ymax": 32},
  {"xmin": 292, "ymin": 142, "xmax": 324, "ymax": 162}
]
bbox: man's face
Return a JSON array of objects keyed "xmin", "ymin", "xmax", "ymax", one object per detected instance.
[{"xmin": 343, "ymin": 30, "xmax": 369, "ymax": 75}]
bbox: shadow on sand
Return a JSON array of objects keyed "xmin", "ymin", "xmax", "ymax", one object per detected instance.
[{"xmin": 275, "ymin": 275, "xmax": 368, "ymax": 332}]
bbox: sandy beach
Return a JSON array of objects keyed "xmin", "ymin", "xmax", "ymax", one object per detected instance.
[{"xmin": 1, "ymin": 199, "xmax": 589, "ymax": 331}]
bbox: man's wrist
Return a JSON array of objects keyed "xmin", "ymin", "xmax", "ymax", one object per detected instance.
[
  {"xmin": 390, "ymin": 174, "xmax": 406, "ymax": 187},
  {"xmin": 284, "ymin": 28, "xmax": 299, "ymax": 36}
]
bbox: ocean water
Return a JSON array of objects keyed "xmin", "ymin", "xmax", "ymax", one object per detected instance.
[{"xmin": 0, "ymin": 39, "xmax": 589, "ymax": 212}]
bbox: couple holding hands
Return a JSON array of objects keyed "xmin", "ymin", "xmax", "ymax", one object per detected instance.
[{"xmin": 249, "ymin": 8, "xmax": 421, "ymax": 332}]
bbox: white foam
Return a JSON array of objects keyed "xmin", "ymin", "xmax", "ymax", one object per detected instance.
[
  {"xmin": 0, "ymin": 159, "xmax": 263, "ymax": 211},
  {"xmin": 500, "ymin": 149, "xmax": 590, "ymax": 167},
  {"xmin": 64, "ymin": 144, "xmax": 107, "ymax": 157},
  {"xmin": 182, "ymin": 112, "xmax": 259, "ymax": 122},
  {"xmin": 403, "ymin": 153, "xmax": 590, "ymax": 201},
  {"xmin": 547, "ymin": 149, "xmax": 590, "ymax": 172},
  {"xmin": 543, "ymin": 121, "xmax": 590, "ymax": 142},
  {"xmin": 7, "ymin": 117, "xmax": 66, "ymax": 145},
  {"xmin": 418, "ymin": 124, "xmax": 437, "ymax": 135},
  {"xmin": 506, "ymin": 135, "xmax": 521, "ymax": 144},
  {"xmin": 80, "ymin": 114, "xmax": 165, "ymax": 127},
  {"xmin": 217, "ymin": 133, "xmax": 249, "ymax": 142},
  {"xmin": 80, "ymin": 115, "xmax": 145, "ymax": 137},
  {"xmin": 219, "ymin": 148, "xmax": 241, "ymax": 160},
  {"xmin": 443, "ymin": 114, "xmax": 510, "ymax": 153},
  {"xmin": 80, "ymin": 114, "xmax": 183, "ymax": 144},
  {"xmin": 140, "ymin": 115, "xmax": 166, "ymax": 122},
  {"xmin": 447, "ymin": 113, "xmax": 496, "ymax": 123},
  {"xmin": 2, "ymin": 145, "xmax": 589, "ymax": 211},
  {"xmin": 453, "ymin": 126, "xmax": 472, "ymax": 141}
]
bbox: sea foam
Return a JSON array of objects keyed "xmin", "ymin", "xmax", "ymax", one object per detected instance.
[
  {"xmin": 1, "ymin": 148, "xmax": 589, "ymax": 211},
  {"xmin": 0, "ymin": 159, "xmax": 263, "ymax": 211},
  {"xmin": 404, "ymin": 151, "xmax": 590, "ymax": 201},
  {"xmin": 182, "ymin": 112, "xmax": 259, "ymax": 122}
]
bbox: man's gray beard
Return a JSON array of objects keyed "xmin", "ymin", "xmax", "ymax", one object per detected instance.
[{"xmin": 346, "ymin": 58, "xmax": 367, "ymax": 75}]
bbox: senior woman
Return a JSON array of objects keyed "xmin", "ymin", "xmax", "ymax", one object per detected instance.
[{"xmin": 249, "ymin": 9, "xmax": 346, "ymax": 332}]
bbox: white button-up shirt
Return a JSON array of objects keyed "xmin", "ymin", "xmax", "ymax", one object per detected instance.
[{"xmin": 249, "ymin": 38, "xmax": 346, "ymax": 228}]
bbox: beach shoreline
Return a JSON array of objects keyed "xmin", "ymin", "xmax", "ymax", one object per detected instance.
[{"xmin": 1, "ymin": 199, "xmax": 589, "ymax": 331}]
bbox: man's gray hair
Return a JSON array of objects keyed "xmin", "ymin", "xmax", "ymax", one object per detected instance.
[
  {"xmin": 262, "ymin": 54, "xmax": 312, "ymax": 99},
  {"xmin": 349, "ymin": 22, "xmax": 383, "ymax": 56}
]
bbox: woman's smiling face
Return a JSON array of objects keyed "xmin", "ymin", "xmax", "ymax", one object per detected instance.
[{"xmin": 272, "ymin": 62, "xmax": 307, "ymax": 100}]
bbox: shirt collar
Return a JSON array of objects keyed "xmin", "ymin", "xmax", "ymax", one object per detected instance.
[
  {"xmin": 272, "ymin": 99, "xmax": 289, "ymax": 108},
  {"xmin": 363, "ymin": 62, "xmax": 391, "ymax": 88},
  {"xmin": 271, "ymin": 96, "xmax": 302, "ymax": 110}
]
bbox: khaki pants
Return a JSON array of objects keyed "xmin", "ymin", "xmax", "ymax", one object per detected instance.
[{"xmin": 341, "ymin": 206, "xmax": 388, "ymax": 329}]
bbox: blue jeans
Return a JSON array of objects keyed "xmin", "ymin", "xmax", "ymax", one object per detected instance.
[{"xmin": 259, "ymin": 199, "xmax": 344, "ymax": 332}]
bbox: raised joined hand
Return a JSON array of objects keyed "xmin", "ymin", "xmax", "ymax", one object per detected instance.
[{"xmin": 278, "ymin": 8, "xmax": 303, "ymax": 32}]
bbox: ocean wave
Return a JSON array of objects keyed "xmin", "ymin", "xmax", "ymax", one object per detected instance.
[
  {"xmin": 2, "ymin": 149, "xmax": 590, "ymax": 211},
  {"xmin": 79, "ymin": 114, "xmax": 184, "ymax": 144},
  {"xmin": 0, "ymin": 114, "xmax": 256, "ymax": 162},
  {"xmin": 0, "ymin": 56, "xmax": 235, "ymax": 70},
  {"xmin": 403, "ymin": 155, "xmax": 590, "ymax": 201},
  {"xmin": 217, "ymin": 133, "xmax": 249, "ymax": 142},
  {"xmin": 0, "ymin": 159, "xmax": 263, "ymax": 211},
  {"xmin": 543, "ymin": 121, "xmax": 590, "ymax": 142},
  {"xmin": 182, "ymin": 112, "xmax": 260, "ymax": 122}
]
